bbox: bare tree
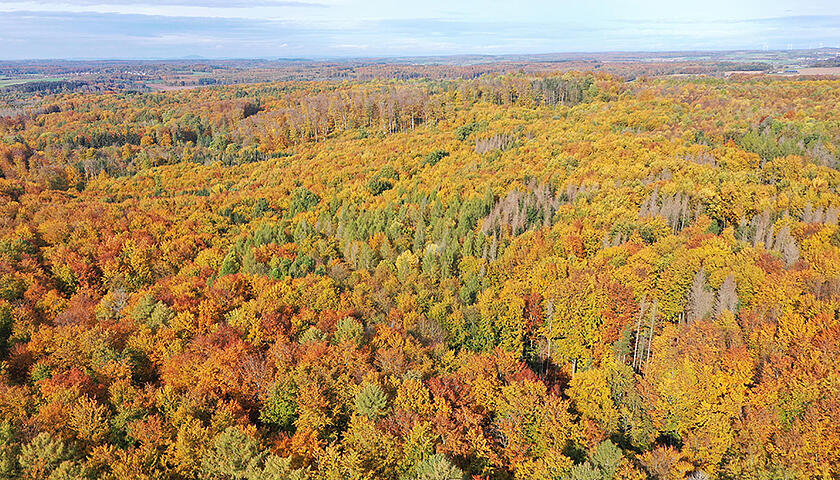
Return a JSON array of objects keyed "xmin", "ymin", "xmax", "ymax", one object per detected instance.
[
  {"xmin": 475, "ymin": 133, "xmax": 515, "ymax": 154},
  {"xmin": 827, "ymin": 206, "xmax": 840, "ymax": 226},
  {"xmin": 481, "ymin": 180, "xmax": 568, "ymax": 236},
  {"xmin": 639, "ymin": 189, "xmax": 692, "ymax": 232},
  {"xmin": 686, "ymin": 268, "xmax": 714, "ymax": 323},
  {"xmin": 632, "ymin": 297, "xmax": 648, "ymax": 370},
  {"xmin": 801, "ymin": 203, "xmax": 839, "ymax": 226},
  {"xmin": 750, "ymin": 210, "xmax": 773, "ymax": 247},
  {"xmin": 715, "ymin": 274, "xmax": 738, "ymax": 317},
  {"xmin": 773, "ymin": 225, "xmax": 800, "ymax": 266}
]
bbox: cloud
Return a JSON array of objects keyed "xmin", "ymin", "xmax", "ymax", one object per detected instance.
[
  {"xmin": 8, "ymin": 0, "xmax": 327, "ymax": 7},
  {"xmin": 0, "ymin": 1, "xmax": 332, "ymax": 21},
  {"xmin": 0, "ymin": 11, "xmax": 303, "ymax": 58},
  {"xmin": 0, "ymin": 9, "xmax": 837, "ymax": 59}
]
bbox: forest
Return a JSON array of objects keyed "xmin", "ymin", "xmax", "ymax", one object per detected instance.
[{"xmin": 0, "ymin": 68, "xmax": 840, "ymax": 480}]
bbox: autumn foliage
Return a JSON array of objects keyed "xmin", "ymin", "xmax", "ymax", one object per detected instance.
[{"xmin": 0, "ymin": 71, "xmax": 839, "ymax": 479}]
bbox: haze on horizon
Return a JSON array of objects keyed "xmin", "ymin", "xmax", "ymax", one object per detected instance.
[{"xmin": 0, "ymin": 0, "xmax": 839, "ymax": 60}]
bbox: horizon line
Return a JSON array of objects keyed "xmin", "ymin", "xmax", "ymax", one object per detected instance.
[{"xmin": 2, "ymin": 46, "xmax": 839, "ymax": 63}]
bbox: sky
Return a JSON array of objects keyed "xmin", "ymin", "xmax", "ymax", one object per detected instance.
[{"xmin": 0, "ymin": 0, "xmax": 839, "ymax": 59}]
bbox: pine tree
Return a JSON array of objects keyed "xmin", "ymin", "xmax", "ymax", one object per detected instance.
[
  {"xmin": 355, "ymin": 383, "xmax": 389, "ymax": 419},
  {"xmin": 415, "ymin": 453, "xmax": 464, "ymax": 480},
  {"xmin": 201, "ymin": 427, "xmax": 263, "ymax": 479}
]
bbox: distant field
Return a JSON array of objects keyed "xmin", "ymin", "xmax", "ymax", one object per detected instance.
[
  {"xmin": 721, "ymin": 67, "xmax": 840, "ymax": 78},
  {"xmin": 783, "ymin": 66, "xmax": 840, "ymax": 76},
  {"xmin": 0, "ymin": 76, "xmax": 65, "ymax": 88}
]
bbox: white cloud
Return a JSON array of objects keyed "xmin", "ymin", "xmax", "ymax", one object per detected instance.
[
  {"xmin": 0, "ymin": 3, "xmax": 837, "ymax": 59},
  {"xmin": 0, "ymin": 1, "xmax": 331, "ymax": 20}
]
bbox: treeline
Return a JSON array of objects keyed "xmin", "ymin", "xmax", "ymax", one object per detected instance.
[{"xmin": 2, "ymin": 80, "xmax": 88, "ymax": 94}]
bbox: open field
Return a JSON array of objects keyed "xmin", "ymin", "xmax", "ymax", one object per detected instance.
[
  {"xmin": 780, "ymin": 66, "xmax": 840, "ymax": 75},
  {"xmin": 0, "ymin": 75, "xmax": 65, "ymax": 88}
]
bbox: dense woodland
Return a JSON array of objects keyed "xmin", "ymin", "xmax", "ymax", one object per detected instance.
[{"xmin": 1, "ymin": 70, "xmax": 840, "ymax": 480}]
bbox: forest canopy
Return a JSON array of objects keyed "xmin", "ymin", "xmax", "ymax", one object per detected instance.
[{"xmin": 1, "ymin": 70, "xmax": 840, "ymax": 480}]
